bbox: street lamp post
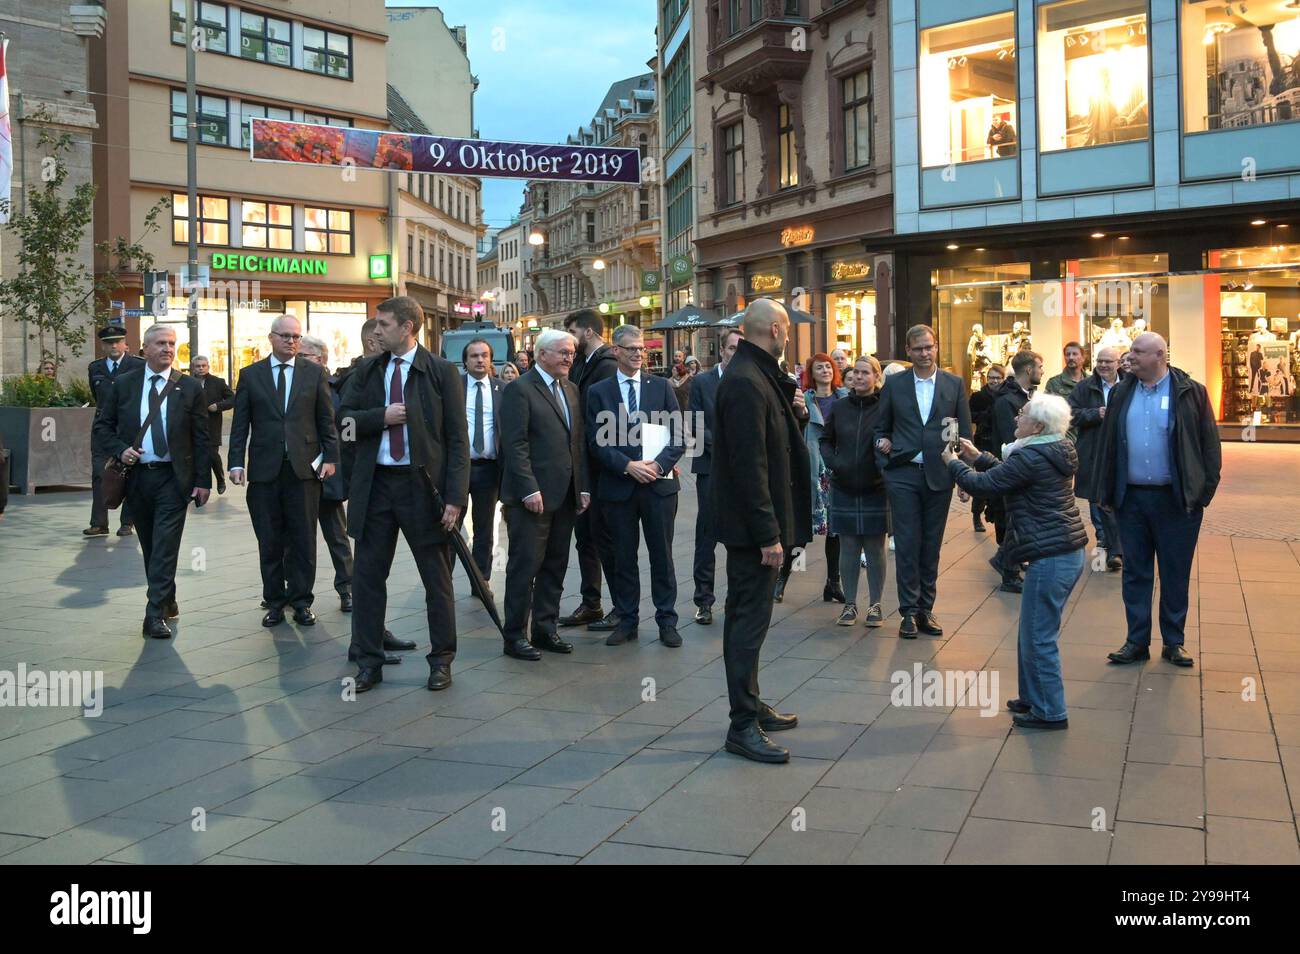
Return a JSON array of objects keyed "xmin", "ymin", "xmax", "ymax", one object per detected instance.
[{"xmin": 184, "ymin": 0, "xmax": 199, "ymax": 367}]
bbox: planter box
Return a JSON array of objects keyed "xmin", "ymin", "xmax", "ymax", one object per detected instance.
[{"xmin": 0, "ymin": 406, "xmax": 95, "ymax": 493}]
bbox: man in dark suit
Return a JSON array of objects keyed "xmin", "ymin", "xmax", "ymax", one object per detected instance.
[
  {"xmin": 1069, "ymin": 345, "xmax": 1123, "ymax": 571},
  {"xmin": 874, "ymin": 324, "xmax": 972, "ymax": 638},
  {"xmin": 558, "ymin": 309, "xmax": 619, "ymax": 630},
  {"xmin": 462, "ymin": 337, "xmax": 505, "ymax": 580},
  {"xmin": 687, "ymin": 328, "xmax": 741, "ymax": 624},
  {"xmin": 586, "ymin": 324, "xmax": 686, "ymax": 647},
  {"xmin": 92, "ymin": 324, "xmax": 211, "ymax": 638},
  {"xmin": 86, "ymin": 325, "xmax": 144, "ymax": 537},
  {"xmin": 499, "ymin": 328, "xmax": 591, "ymax": 661},
  {"xmin": 190, "ymin": 355, "xmax": 234, "ymax": 495},
  {"xmin": 228, "ymin": 315, "xmax": 339, "ymax": 628},
  {"xmin": 713, "ymin": 300, "xmax": 807, "ymax": 764},
  {"xmin": 988, "ymin": 349, "xmax": 1042, "ymax": 592},
  {"xmin": 338, "ymin": 297, "xmax": 469, "ymax": 692}
]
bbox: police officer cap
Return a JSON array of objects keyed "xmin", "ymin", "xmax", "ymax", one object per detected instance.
[{"xmin": 97, "ymin": 326, "xmax": 128, "ymax": 343}]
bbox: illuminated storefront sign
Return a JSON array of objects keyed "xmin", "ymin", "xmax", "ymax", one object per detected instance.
[
  {"xmin": 211, "ymin": 253, "xmax": 329, "ymax": 275},
  {"xmin": 750, "ymin": 272, "xmax": 784, "ymax": 293},
  {"xmin": 780, "ymin": 226, "xmax": 815, "ymax": 247},
  {"xmin": 829, "ymin": 260, "xmax": 873, "ymax": 282}
]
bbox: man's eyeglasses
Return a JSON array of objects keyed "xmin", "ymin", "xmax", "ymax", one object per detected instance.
[
  {"xmin": 271, "ymin": 332, "xmax": 302, "ymax": 342},
  {"xmin": 548, "ymin": 350, "xmax": 576, "ymax": 360},
  {"xmin": 618, "ymin": 345, "xmax": 647, "ymax": 353}
]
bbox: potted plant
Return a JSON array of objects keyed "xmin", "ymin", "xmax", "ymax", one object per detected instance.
[{"xmin": 0, "ymin": 374, "xmax": 96, "ymax": 492}]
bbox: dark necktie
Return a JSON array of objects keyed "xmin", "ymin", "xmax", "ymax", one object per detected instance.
[
  {"xmin": 626, "ymin": 378, "xmax": 637, "ymax": 415},
  {"xmin": 108, "ymin": 359, "xmax": 117, "ymax": 376},
  {"xmin": 389, "ymin": 358, "xmax": 406, "ymax": 460},
  {"xmin": 473, "ymin": 381, "xmax": 485, "ymax": 455},
  {"xmin": 627, "ymin": 379, "xmax": 642, "ymax": 460},
  {"xmin": 149, "ymin": 374, "xmax": 168, "ymax": 457},
  {"xmin": 551, "ymin": 379, "xmax": 568, "ymax": 429},
  {"xmin": 276, "ymin": 362, "xmax": 288, "ymax": 412}
]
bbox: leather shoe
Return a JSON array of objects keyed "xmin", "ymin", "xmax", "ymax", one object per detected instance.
[
  {"xmin": 773, "ymin": 576, "xmax": 788, "ymax": 603},
  {"xmin": 293, "ymin": 607, "xmax": 317, "ymax": 626},
  {"xmin": 142, "ymin": 618, "xmax": 172, "ymax": 639},
  {"xmin": 1107, "ymin": 641, "xmax": 1150, "ymax": 664},
  {"xmin": 1162, "ymin": 645, "xmax": 1194, "ymax": 667},
  {"xmin": 605, "ymin": 625, "xmax": 638, "ymax": 646},
  {"xmin": 347, "ymin": 649, "xmax": 401, "ymax": 666},
  {"xmin": 262, "ymin": 607, "xmax": 285, "ymax": 627},
  {"xmin": 898, "ymin": 614, "xmax": 918, "ymax": 639},
  {"xmin": 823, "ymin": 580, "xmax": 846, "ymax": 603},
  {"xmin": 353, "ymin": 667, "xmax": 382, "ymax": 692},
  {"xmin": 503, "ymin": 638, "xmax": 542, "ymax": 661},
  {"xmin": 586, "ymin": 610, "xmax": 619, "ymax": 632},
  {"xmin": 1006, "ymin": 698, "xmax": 1032, "ymax": 714},
  {"xmin": 659, "ymin": 626, "xmax": 682, "ymax": 648},
  {"xmin": 694, "ymin": 606, "xmax": 713, "ymax": 625},
  {"xmin": 383, "ymin": 632, "xmax": 416, "ymax": 651},
  {"xmin": 558, "ymin": 604, "xmax": 604, "ymax": 627},
  {"xmin": 1106, "ymin": 554, "xmax": 1123, "ymax": 571},
  {"xmin": 117, "ymin": 525, "xmax": 134, "ymax": 536},
  {"xmin": 216, "ymin": 480, "xmax": 226, "ymax": 495},
  {"xmin": 83, "ymin": 525, "xmax": 109, "ymax": 536},
  {"xmin": 426, "ymin": 664, "xmax": 452, "ymax": 691},
  {"xmin": 758, "ymin": 703, "xmax": 797, "ymax": 732},
  {"xmin": 1012, "ymin": 714, "xmax": 1068, "ymax": 730},
  {"xmin": 724, "ymin": 723, "xmax": 789, "ymax": 764},
  {"xmin": 533, "ymin": 632, "xmax": 573, "ymax": 654},
  {"xmin": 915, "ymin": 611, "xmax": 943, "ymax": 636},
  {"xmin": 163, "ymin": 599, "xmax": 179, "ymax": 620},
  {"xmin": 339, "ymin": 592, "xmax": 353, "ymax": 612}
]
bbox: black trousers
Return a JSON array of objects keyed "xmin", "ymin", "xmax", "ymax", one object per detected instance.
[
  {"xmin": 1117, "ymin": 485, "xmax": 1202, "ymax": 648},
  {"xmin": 884, "ymin": 464, "xmax": 953, "ymax": 617},
  {"xmin": 318, "ymin": 497, "xmax": 353, "ymax": 594},
  {"xmin": 723, "ymin": 544, "xmax": 779, "ymax": 730},
  {"xmin": 466, "ymin": 459, "xmax": 501, "ymax": 578},
  {"xmin": 575, "ymin": 484, "xmax": 617, "ymax": 608},
  {"xmin": 350, "ymin": 467, "xmax": 456, "ymax": 668},
  {"xmin": 503, "ymin": 493, "xmax": 577, "ymax": 644},
  {"xmin": 779, "ymin": 533, "xmax": 840, "ymax": 584},
  {"xmin": 90, "ymin": 457, "xmax": 134, "ymax": 529},
  {"xmin": 127, "ymin": 464, "xmax": 189, "ymax": 622},
  {"xmin": 605, "ymin": 486, "xmax": 679, "ymax": 628},
  {"xmin": 692, "ymin": 472, "xmax": 717, "ymax": 608},
  {"xmin": 209, "ymin": 446, "xmax": 226, "ymax": 486},
  {"xmin": 247, "ymin": 458, "xmax": 320, "ymax": 610}
]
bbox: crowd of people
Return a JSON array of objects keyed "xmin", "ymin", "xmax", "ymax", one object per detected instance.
[{"xmin": 85, "ymin": 296, "xmax": 1222, "ymax": 765}]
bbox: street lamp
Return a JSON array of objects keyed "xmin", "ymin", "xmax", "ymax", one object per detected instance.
[
  {"xmin": 528, "ymin": 229, "xmax": 545, "ymax": 246},
  {"xmin": 592, "ymin": 258, "xmax": 606, "ymax": 270}
]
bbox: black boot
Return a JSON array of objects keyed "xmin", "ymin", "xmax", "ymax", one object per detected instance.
[
  {"xmin": 973, "ymin": 513, "xmax": 986, "ymax": 532},
  {"xmin": 823, "ymin": 579, "xmax": 845, "ymax": 603},
  {"xmin": 773, "ymin": 575, "xmax": 788, "ymax": 603}
]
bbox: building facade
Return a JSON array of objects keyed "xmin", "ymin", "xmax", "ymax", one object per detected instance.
[
  {"xmin": 658, "ymin": 0, "xmax": 698, "ymax": 317},
  {"xmin": 480, "ymin": 219, "xmax": 522, "ymax": 331},
  {"xmin": 90, "ymin": 0, "xmax": 395, "ymax": 384},
  {"xmin": 693, "ymin": 0, "xmax": 895, "ymax": 366},
  {"xmin": 888, "ymin": 0, "xmax": 1300, "ymax": 440}
]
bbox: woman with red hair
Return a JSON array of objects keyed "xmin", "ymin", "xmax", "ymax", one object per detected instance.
[{"xmin": 775, "ymin": 353, "xmax": 849, "ymax": 603}]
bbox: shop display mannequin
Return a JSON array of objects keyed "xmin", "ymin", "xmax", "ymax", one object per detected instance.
[
  {"xmin": 1098, "ymin": 318, "xmax": 1131, "ymax": 351},
  {"xmin": 1249, "ymin": 317, "xmax": 1277, "ymax": 348},
  {"xmin": 1003, "ymin": 321, "xmax": 1032, "ymax": 364},
  {"xmin": 967, "ymin": 323, "xmax": 993, "ymax": 389},
  {"xmin": 1128, "ymin": 318, "xmax": 1148, "ymax": 343}
]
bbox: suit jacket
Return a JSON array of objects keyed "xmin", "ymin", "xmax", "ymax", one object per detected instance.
[
  {"xmin": 463, "ymin": 372, "xmax": 505, "ymax": 465},
  {"xmin": 874, "ymin": 367, "xmax": 972, "ymax": 491},
  {"xmin": 711, "ymin": 339, "xmax": 811, "ymax": 550},
  {"xmin": 196, "ymin": 373, "xmax": 235, "ymax": 447},
  {"xmin": 585, "ymin": 372, "xmax": 684, "ymax": 502},
  {"xmin": 228, "ymin": 356, "xmax": 339, "ymax": 482},
  {"xmin": 338, "ymin": 346, "xmax": 470, "ymax": 541},
  {"xmin": 686, "ymin": 364, "xmax": 722, "ymax": 475},
  {"xmin": 499, "ymin": 368, "xmax": 589, "ymax": 512},
  {"xmin": 92, "ymin": 366, "xmax": 211, "ymax": 491},
  {"xmin": 88, "ymin": 354, "xmax": 144, "ymax": 408}
]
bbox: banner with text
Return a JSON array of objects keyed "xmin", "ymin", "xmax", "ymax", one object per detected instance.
[{"xmin": 250, "ymin": 119, "xmax": 641, "ymax": 184}]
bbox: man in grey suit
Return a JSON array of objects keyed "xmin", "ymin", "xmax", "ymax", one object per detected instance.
[
  {"xmin": 462, "ymin": 338, "xmax": 505, "ymax": 579},
  {"xmin": 874, "ymin": 324, "xmax": 972, "ymax": 638},
  {"xmin": 686, "ymin": 327, "xmax": 741, "ymax": 624}
]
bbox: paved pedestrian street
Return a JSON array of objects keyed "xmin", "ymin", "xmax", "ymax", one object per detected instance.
[{"xmin": 1, "ymin": 442, "xmax": 1298, "ymax": 866}]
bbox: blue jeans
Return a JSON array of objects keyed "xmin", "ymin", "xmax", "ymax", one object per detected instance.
[
  {"xmin": 1088, "ymin": 500, "xmax": 1122, "ymax": 557},
  {"xmin": 1017, "ymin": 548, "xmax": 1085, "ymax": 723}
]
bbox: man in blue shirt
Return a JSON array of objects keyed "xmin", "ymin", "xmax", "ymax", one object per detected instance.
[{"xmin": 1091, "ymin": 333, "xmax": 1222, "ymax": 668}]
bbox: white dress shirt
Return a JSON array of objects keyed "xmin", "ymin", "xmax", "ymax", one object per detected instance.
[
  {"xmin": 138, "ymin": 366, "xmax": 173, "ymax": 463},
  {"xmin": 466, "ymin": 372, "xmax": 496, "ymax": 460},
  {"xmin": 270, "ymin": 355, "xmax": 295, "ymax": 412},
  {"xmin": 378, "ymin": 344, "xmax": 418, "ymax": 465},
  {"xmin": 912, "ymin": 370, "xmax": 937, "ymax": 463}
]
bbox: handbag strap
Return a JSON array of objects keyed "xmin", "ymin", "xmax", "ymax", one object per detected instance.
[{"xmin": 132, "ymin": 370, "xmax": 181, "ymax": 449}]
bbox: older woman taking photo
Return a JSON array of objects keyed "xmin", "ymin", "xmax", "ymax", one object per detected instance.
[
  {"xmin": 942, "ymin": 393, "xmax": 1087, "ymax": 729},
  {"xmin": 819, "ymin": 355, "xmax": 889, "ymax": 626}
]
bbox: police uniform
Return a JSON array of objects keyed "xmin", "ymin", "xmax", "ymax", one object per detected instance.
[{"xmin": 86, "ymin": 326, "xmax": 144, "ymax": 535}]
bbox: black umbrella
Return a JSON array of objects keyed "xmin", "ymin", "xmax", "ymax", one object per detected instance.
[
  {"xmin": 648, "ymin": 304, "xmax": 723, "ymax": 331},
  {"xmin": 431, "ymin": 485, "xmax": 505, "ymax": 636}
]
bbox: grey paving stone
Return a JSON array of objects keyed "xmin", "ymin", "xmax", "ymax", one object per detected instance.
[
  {"xmin": 994, "ymin": 732, "xmax": 1128, "ymax": 781},
  {"xmin": 333, "ymin": 758, "xmax": 519, "ymax": 814},
  {"xmin": 108, "ymin": 758, "xmax": 301, "ymax": 824},
  {"xmin": 973, "ymin": 771, "xmax": 1119, "ymax": 829},
  {"xmin": 174, "ymin": 702, "xmax": 348, "ymax": 746},
  {"xmin": 569, "ymin": 748, "xmax": 705, "ymax": 810},
  {"xmin": 66, "ymin": 737, "xmax": 264, "ymax": 789},
  {"xmin": 1117, "ymin": 762, "xmax": 1206, "ymax": 828},
  {"xmin": 510, "ymin": 748, "xmax": 627, "ymax": 791},
  {"xmin": 847, "ymin": 825, "xmax": 955, "ymax": 864},
  {"xmin": 671, "ymin": 752, "xmax": 828, "ymax": 805},
  {"xmin": 0, "ymin": 815, "xmax": 168, "ymax": 864},
  {"xmin": 104, "ymin": 814, "xmax": 275, "ymax": 864},
  {"xmin": 747, "ymin": 827, "xmax": 858, "ymax": 864},
  {"xmin": 377, "ymin": 715, "xmax": 485, "ymax": 749},
  {"xmin": 1126, "ymin": 732, "xmax": 1204, "ymax": 767},
  {"xmin": 218, "ymin": 775, "xmax": 357, "ymax": 821},
  {"xmin": 1205, "ymin": 815, "xmax": 1300, "ymax": 865},
  {"xmin": 257, "ymin": 727, "xmax": 377, "ymax": 764},
  {"xmin": 610, "ymin": 791, "xmax": 790, "ymax": 857},
  {"xmin": 794, "ymin": 786, "xmax": 892, "ymax": 834},
  {"xmin": 905, "ymin": 734, "xmax": 1004, "ymax": 790},
  {"xmin": 579, "ymin": 842, "xmax": 743, "ymax": 864},
  {"xmin": 876, "ymin": 785, "xmax": 977, "ymax": 832},
  {"xmin": 1203, "ymin": 728, "xmax": 1279, "ymax": 762},
  {"xmin": 398, "ymin": 784, "xmax": 571, "ymax": 860},
  {"xmin": 1204, "ymin": 758, "xmax": 1293, "ymax": 821},
  {"xmin": 0, "ymin": 833, "xmax": 42, "ymax": 857},
  {"xmin": 221, "ymin": 802, "xmax": 444, "ymax": 864},
  {"xmin": 0, "ymin": 777, "xmax": 159, "ymax": 838},
  {"xmin": 0, "ymin": 753, "xmax": 98, "ymax": 798},
  {"xmin": 298, "ymin": 744, "xmax": 421, "ymax": 782},
  {"xmin": 571, "ymin": 720, "xmax": 665, "ymax": 755},
  {"xmin": 503, "ymin": 803, "xmax": 634, "ymax": 857},
  {"xmin": 475, "ymin": 847, "xmax": 576, "ymax": 864},
  {"xmin": 947, "ymin": 817, "xmax": 1111, "ymax": 865},
  {"xmin": 1109, "ymin": 821, "xmax": 1206, "ymax": 865}
]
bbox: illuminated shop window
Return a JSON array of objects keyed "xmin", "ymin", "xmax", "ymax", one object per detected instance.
[
  {"xmin": 919, "ymin": 12, "xmax": 1017, "ymax": 167},
  {"xmin": 1183, "ymin": 0, "xmax": 1300, "ymax": 132}
]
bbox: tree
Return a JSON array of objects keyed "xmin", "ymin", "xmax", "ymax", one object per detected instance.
[{"xmin": 0, "ymin": 116, "xmax": 168, "ymax": 368}]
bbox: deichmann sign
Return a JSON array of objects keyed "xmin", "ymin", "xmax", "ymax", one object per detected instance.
[
  {"xmin": 250, "ymin": 118, "xmax": 642, "ymax": 185},
  {"xmin": 211, "ymin": 253, "xmax": 328, "ymax": 275}
]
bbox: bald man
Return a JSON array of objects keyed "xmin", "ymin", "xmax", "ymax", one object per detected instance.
[
  {"xmin": 711, "ymin": 298, "xmax": 807, "ymax": 764},
  {"xmin": 229, "ymin": 315, "xmax": 339, "ymax": 627},
  {"xmin": 1091, "ymin": 333, "xmax": 1221, "ymax": 669}
]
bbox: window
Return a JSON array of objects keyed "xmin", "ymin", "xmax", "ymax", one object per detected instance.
[
  {"xmin": 664, "ymin": 44, "xmax": 692, "ymax": 147},
  {"xmin": 240, "ymin": 102, "xmax": 292, "ymax": 149},
  {"xmin": 303, "ymin": 26, "xmax": 352, "ymax": 79},
  {"xmin": 171, "ymin": 1, "xmax": 228, "ymax": 52},
  {"xmin": 841, "ymin": 69, "xmax": 872, "ymax": 171},
  {"xmin": 438, "ymin": 179, "xmax": 445, "ymax": 209},
  {"xmin": 663, "ymin": 0, "xmax": 688, "ymax": 33},
  {"xmin": 1037, "ymin": 0, "xmax": 1148, "ymax": 153},
  {"xmin": 666, "ymin": 164, "xmax": 692, "ymax": 249},
  {"xmin": 1183, "ymin": 0, "xmax": 1300, "ymax": 133},
  {"xmin": 721, "ymin": 121, "xmax": 744, "ymax": 205},
  {"xmin": 171, "ymin": 90, "xmax": 229, "ymax": 145},
  {"xmin": 173, "ymin": 193, "xmax": 229, "ymax": 245},
  {"xmin": 241, "ymin": 201, "xmax": 292, "ymax": 249},
  {"xmin": 729, "ymin": 0, "xmax": 743, "ymax": 36},
  {"xmin": 586, "ymin": 211, "xmax": 595, "ymax": 243},
  {"xmin": 439, "ymin": 248, "xmax": 445, "ymax": 283},
  {"xmin": 302, "ymin": 112, "xmax": 354, "ymax": 128},
  {"xmin": 778, "ymin": 103, "xmax": 798, "ymax": 189},
  {"xmin": 407, "ymin": 235, "xmax": 415, "ymax": 273},
  {"xmin": 240, "ymin": 11, "xmax": 291, "ymax": 66},
  {"xmin": 919, "ymin": 12, "xmax": 1017, "ymax": 167},
  {"xmin": 304, "ymin": 207, "xmax": 353, "ymax": 254},
  {"xmin": 639, "ymin": 188, "xmax": 650, "ymax": 221}
]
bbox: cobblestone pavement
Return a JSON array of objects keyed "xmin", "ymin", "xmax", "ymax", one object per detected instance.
[{"xmin": 1, "ymin": 442, "xmax": 1298, "ymax": 865}]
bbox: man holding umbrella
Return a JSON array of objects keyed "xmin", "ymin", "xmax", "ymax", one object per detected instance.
[{"xmin": 338, "ymin": 297, "xmax": 469, "ymax": 693}]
